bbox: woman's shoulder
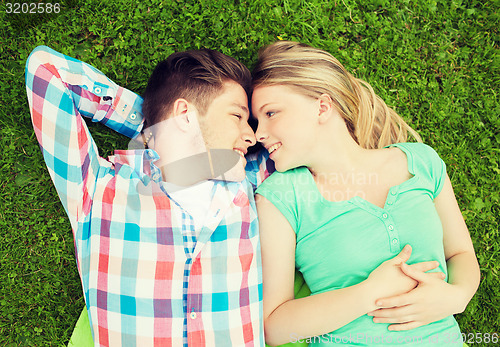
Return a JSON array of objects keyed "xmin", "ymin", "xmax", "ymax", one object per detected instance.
[
  {"xmin": 391, "ymin": 141, "xmax": 440, "ymax": 157},
  {"xmin": 391, "ymin": 142, "xmax": 447, "ymax": 196},
  {"xmin": 390, "ymin": 142, "xmax": 444, "ymax": 168}
]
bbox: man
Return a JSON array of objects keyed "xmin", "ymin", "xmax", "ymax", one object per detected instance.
[{"xmin": 26, "ymin": 46, "xmax": 271, "ymax": 346}]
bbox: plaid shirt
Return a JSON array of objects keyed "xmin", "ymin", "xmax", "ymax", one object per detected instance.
[{"xmin": 26, "ymin": 46, "xmax": 271, "ymax": 347}]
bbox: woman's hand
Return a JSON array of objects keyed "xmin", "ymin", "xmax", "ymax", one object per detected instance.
[
  {"xmin": 365, "ymin": 245, "xmax": 442, "ymax": 309},
  {"xmin": 367, "ymin": 260, "xmax": 464, "ymax": 331}
]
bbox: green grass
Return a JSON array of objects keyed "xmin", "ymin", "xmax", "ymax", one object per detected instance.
[{"xmin": 1, "ymin": 0, "xmax": 498, "ymax": 345}]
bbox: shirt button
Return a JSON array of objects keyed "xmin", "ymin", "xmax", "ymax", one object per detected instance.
[
  {"xmin": 190, "ymin": 311, "xmax": 197, "ymax": 319},
  {"xmin": 130, "ymin": 113, "xmax": 137, "ymax": 120},
  {"xmin": 388, "ymin": 225, "xmax": 394, "ymax": 230},
  {"xmin": 382, "ymin": 213, "xmax": 388, "ymax": 219},
  {"xmin": 387, "ymin": 201, "xmax": 393, "ymax": 205},
  {"xmin": 392, "ymin": 239, "xmax": 398, "ymax": 244},
  {"xmin": 152, "ymin": 172, "xmax": 160, "ymax": 181},
  {"xmin": 94, "ymin": 87, "xmax": 102, "ymax": 94}
]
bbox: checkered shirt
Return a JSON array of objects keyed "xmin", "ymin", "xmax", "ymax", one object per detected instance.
[{"xmin": 25, "ymin": 46, "xmax": 271, "ymax": 347}]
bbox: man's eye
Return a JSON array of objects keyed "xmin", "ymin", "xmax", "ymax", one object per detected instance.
[{"xmin": 266, "ymin": 111, "xmax": 275, "ymax": 118}]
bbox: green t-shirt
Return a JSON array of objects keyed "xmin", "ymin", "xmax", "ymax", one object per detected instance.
[{"xmin": 256, "ymin": 142, "xmax": 461, "ymax": 346}]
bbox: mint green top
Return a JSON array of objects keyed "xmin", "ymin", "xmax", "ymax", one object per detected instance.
[{"xmin": 256, "ymin": 143, "xmax": 461, "ymax": 346}]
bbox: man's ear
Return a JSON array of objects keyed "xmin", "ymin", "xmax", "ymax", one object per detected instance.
[
  {"xmin": 317, "ymin": 93, "xmax": 335, "ymax": 124},
  {"xmin": 172, "ymin": 98, "xmax": 193, "ymax": 131}
]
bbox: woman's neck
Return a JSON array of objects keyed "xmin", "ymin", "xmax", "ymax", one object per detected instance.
[{"xmin": 307, "ymin": 118, "xmax": 373, "ymax": 178}]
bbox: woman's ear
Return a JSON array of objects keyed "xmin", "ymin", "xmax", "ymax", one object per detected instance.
[{"xmin": 317, "ymin": 93, "xmax": 335, "ymax": 124}]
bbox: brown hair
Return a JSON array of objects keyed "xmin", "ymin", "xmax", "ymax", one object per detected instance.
[
  {"xmin": 143, "ymin": 49, "xmax": 251, "ymax": 127},
  {"xmin": 252, "ymin": 41, "xmax": 421, "ymax": 148}
]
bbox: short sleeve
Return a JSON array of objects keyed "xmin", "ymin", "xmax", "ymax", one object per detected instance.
[
  {"xmin": 430, "ymin": 148, "xmax": 447, "ymax": 198},
  {"xmin": 400, "ymin": 143, "xmax": 447, "ymax": 199},
  {"xmin": 255, "ymin": 170, "xmax": 299, "ymax": 232}
]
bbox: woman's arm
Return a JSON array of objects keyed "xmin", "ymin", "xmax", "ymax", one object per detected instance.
[
  {"xmin": 438, "ymin": 175, "xmax": 481, "ymax": 310},
  {"xmin": 256, "ymin": 194, "xmax": 433, "ymax": 345},
  {"xmin": 368, "ymin": 174, "xmax": 480, "ymax": 330}
]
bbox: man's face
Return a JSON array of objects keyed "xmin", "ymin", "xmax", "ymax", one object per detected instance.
[{"xmin": 197, "ymin": 80, "xmax": 256, "ymax": 180}]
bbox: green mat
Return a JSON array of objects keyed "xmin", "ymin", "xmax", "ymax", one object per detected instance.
[{"xmin": 68, "ymin": 305, "xmax": 93, "ymax": 346}]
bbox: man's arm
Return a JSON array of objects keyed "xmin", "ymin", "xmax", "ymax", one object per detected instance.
[
  {"xmin": 25, "ymin": 46, "xmax": 143, "ymax": 229},
  {"xmin": 27, "ymin": 46, "xmax": 144, "ymax": 138}
]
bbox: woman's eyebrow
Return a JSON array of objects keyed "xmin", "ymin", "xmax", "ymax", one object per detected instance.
[{"xmin": 257, "ymin": 103, "xmax": 273, "ymax": 113}]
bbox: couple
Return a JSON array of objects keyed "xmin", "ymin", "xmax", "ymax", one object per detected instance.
[{"xmin": 25, "ymin": 41, "xmax": 479, "ymax": 346}]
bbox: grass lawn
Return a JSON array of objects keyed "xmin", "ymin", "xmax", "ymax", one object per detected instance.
[{"xmin": 1, "ymin": 0, "xmax": 498, "ymax": 345}]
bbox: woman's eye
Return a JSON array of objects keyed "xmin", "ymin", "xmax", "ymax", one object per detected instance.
[
  {"xmin": 266, "ymin": 111, "xmax": 275, "ymax": 118},
  {"xmin": 233, "ymin": 114, "xmax": 242, "ymax": 119}
]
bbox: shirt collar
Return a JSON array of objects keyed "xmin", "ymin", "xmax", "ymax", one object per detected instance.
[
  {"xmin": 109, "ymin": 149, "xmax": 163, "ymax": 184},
  {"xmin": 108, "ymin": 149, "xmax": 249, "ymax": 193}
]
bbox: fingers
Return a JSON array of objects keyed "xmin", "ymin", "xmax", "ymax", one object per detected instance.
[
  {"xmin": 368, "ymin": 306, "xmax": 425, "ymax": 331},
  {"xmin": 373, "ymin": 313, "xmax": 412, "ymax": 324},
  {"xmin": 428, "ymin": 272, "xmax": 446, "ymax": 280},
  {"xmin": 368, "ymin": 305, "xmax": 410, "ymax": 318},
  {"xmin": 368, "ymin": 306, "xmax": 418, "ymax": 326},
  {"xmin": 393, "ymin": 245, "xmax": 412, "ymax": 264},
  {"xmin": 373, "ymin": 292, "xmax": 413, "ymax": 309},
  {"xmin": 388, "ymin": 321, "xmax": 425, "ymax": 331},
  {"xmin": 404, "ymin": 261, "xmax": 446, "ymax": 283},
  {"xmin": 407, "ymin": 261, "xmax": 439, "ymax": 273},
  {"xmin": 400, "ymin": 261, "xmax": 428, "ymax": 282}
]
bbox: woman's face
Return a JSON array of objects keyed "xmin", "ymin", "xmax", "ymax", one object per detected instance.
[{"xmin": 251, "ymin": 85, "xmax": 320, "ymax": 172}]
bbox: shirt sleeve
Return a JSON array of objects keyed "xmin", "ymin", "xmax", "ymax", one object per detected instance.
[
  {"xmin": 255, "ymin": 171, "xmax": 299, "ymax": 232},
  {"xmin": 428, "ymin": 146, "xmax": 447, "ymax": 199},
  {"xmin": 25, "ymin": 45, "xmax": 143, "ymax": 229},
  {"xmin": 408, "ymin": 143, "xmax": 447, "ymax": 199},
  {"xmin": 245, "ymin": 147, "xmax": 275, "ymax": 192}
]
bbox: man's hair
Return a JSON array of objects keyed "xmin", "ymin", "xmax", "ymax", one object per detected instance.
[{"xmin": 142, "ymin": 49, "xmax": 251, "ymax": 127}]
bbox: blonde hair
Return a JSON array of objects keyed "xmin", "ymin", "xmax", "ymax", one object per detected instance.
[{"xmin": 252, "ymin": 41, "xmax": 421, "ymax": 149}]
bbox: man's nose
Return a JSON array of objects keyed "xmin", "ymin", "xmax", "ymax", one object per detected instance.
[{"xmin": 242, "ymin": 123, "xmax": 257, "ymax": 146}]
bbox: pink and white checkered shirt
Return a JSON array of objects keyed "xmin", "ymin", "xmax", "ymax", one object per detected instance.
[{"xmin": 26, "ymin": 46, "xmax": 271, "ymax": 347}]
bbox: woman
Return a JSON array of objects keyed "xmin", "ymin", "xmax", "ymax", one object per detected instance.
[{"xmin": 252, "ymin": 41, "xmax": 479, "ymax": 346}]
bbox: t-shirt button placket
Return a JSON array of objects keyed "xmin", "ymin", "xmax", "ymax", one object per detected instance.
[{"xmin": 386, "ymin": 188, "xmax": 397, "ymax": 208}]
